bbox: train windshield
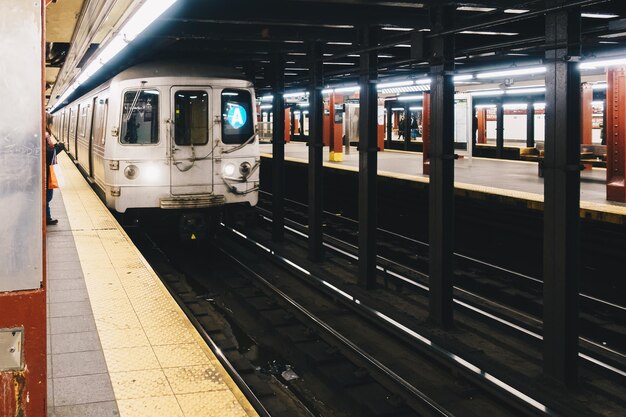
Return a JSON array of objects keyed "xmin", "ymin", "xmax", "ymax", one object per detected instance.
[
  {"xmin": 120, "ymin": 90, "xmax": 159, "ymax": 145},
  {"xmin": 221, "ymin": 89, "xmax": 253, "ymax": 144},
  {"xmin": 174, "ymin": 91, "xmax": 209, "ymax": 146}
]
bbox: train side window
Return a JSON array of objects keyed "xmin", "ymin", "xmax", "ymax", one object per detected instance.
[
  {"xmin": 120, "ymin": 89, "xmax": 159, "ymax": 145},
  {"xmin": 174, "ymin": 91, "xmax": 208, "ymax": 146},
  {"xmin": 221, "ymin": 89, "xmax": 253, "ymax": 144},
  {"xmin": 78, "ymin": 105, "xmax": 88, "ymax": 138}
]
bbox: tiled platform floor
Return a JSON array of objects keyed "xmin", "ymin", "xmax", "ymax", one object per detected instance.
[
  {"xmin": 46, "ymin": 152, "xmax": 258, "ymax": 417},
  {"xmin": 260, "ymin": 142, "xmax": 626, "ymax": 217}
]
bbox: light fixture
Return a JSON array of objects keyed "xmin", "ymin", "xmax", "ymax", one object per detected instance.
[
  {"xmin": 334, "ymin": 85, "xmax": 361, "ymax": 93},
  {"xmin": 377, "ymin": 80, "xmax": 414, "ymax": 89},
  {"xmin": 503, "ymin": 103, "xmax": 528, "ymax": 110},
  {"xmin": 397, "ymin": 94, "xmax": 424, "ymax": 101},
  {"xmin": 298, "ymin": 103, "xmax": 310, "ymax": 107},
  {"xmin": 283, "ymin": 91, "xmax": 308, "ymax": 98},
  {"xmin": 457, "ymin": 6, "xmax": 496, "ymax": 12},
  {"xmin": 581, "ymin": 12, "xmax": 618, "ymax": 19},
  {"xmin": 476, "ymin": 66, "xmax": 546, "ymax": 79},
  {"xmin": 475, "ymin": 104, "xmax": 497, "ymax": 109},
  {"xmin": 51, "ymin": 0, "xmax": 178, "ymax": 111},
  {"xmin": 327, "ymin": 41, "xmax": 352, "ymax": 46},
  {"xmin": 381, "ymin": 27, "xmax": 414, "ymax": 31},
  {"xmin": 454, "ymin": 74, "xmax": 474, "ymax": 81},
  {"xmin": 580, "ymin": 56, "xmax": 626, "ymax": 69},
  {"xmin": 391, "ymin": 107, "xmax": 405, "ymax": 111},
  {"xmin": 321, "ymin": 88, "xmax": 334, "ymax": 95},
  {"xmin": 469, "ymin": 90, "xmax": 504, "ymax": 97},
  {"xmin": 461, "ymin": 30, "xmax": 518, "ymax": 36},
  {"xmin": 504, "ymin": 9, "xmax": 529, "ymax": 14},
  {"xmin": 409, "ymin": 106, "xmax": 423, "ymax": 110},
  {"xmin": 260, "ymin": 104, "xmax": 272, "ymax": 110},
  {"xmin": 505, "ymin": 87, "xmax": 546, "ymax": 95},
  {"xmin": 260, "ymin": 95, "xmax": 274, "ymax": 101},
  {"xmin": 414, "ymin": 77, "xmax": 432, "ymax": 85},
  {"xmin": 323, "ymin": 62, "xmax": 356, "ymax": 66}
]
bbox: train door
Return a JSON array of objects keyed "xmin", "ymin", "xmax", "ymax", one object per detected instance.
[
  {"xmin": 74, "ymin": 104, "xmax": 80, "ymax": 160},
  {"xmin": 67, "ymin": 108, "xmax": 74, "ymax": 154},
  {"xmin": 169, "ymin": 88, "xmax": 213, "ymax": 195}
]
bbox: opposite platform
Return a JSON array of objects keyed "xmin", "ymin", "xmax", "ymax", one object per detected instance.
[
  {"xmin": 261, "ymin": 142, "xmax": 626, "ymax": 224},
  {"xmin": 46, "ymin": 151, "xmax": 258, "ymax": 417}
]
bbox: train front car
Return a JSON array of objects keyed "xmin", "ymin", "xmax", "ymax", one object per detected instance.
[{"xmin": 103, "ymin": 63, "xmax": 259, "ymax": 238}]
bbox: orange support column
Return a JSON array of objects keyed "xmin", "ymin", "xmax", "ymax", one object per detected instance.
[
  {"xmin": 329, "ymin": 93, "xmax": 344, "ymax": 161},
  {"xmin": 477, "ymin": 108, "xmax": 487, "ymax": 144},
  {"xmin": 377, "ymin": 99, "xmax": 385, "ymax": 151},
  {"xmin": 323, "ymin": 98, "xmax": 330, "ymax": 146},
  {"xmin": 581, "ymin": 82, "xmax": 593, "ymax": 170},
  {"xmin": 607, "ymin": 67, "xmax": 626, "ymax": 202},
  {"xmin": 422, "ymin": 92, "xmax": 431, "ymax": 175},
  {"xmin": 284, "ymin": 108, "xmax": 291, "ymax": 143}
]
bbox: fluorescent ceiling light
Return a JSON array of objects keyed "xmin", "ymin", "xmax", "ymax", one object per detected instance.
[
  {"xmin": 395, "ymin": 44, "xmax": 411, "ymax": 48},
  {"xmin": 378, "ymin": 54, "xmax": 394, "ymax": 58},
  {"xmin": 52, "ymin": 0, "xmax": 178, "ymax": 111},
  {"xmin": 381, "ymin": 27, "xmax": 414, "ymax": 31},
  {"xmin": 414, "ymin": 77, "xmax": 431, "ymax": 85},
  {"xmin": 409, "ymin": 106, "xmax": 423, "ymax": 110},
  {"xmin": 283, "ymin": 91, "xmax": 307, "ymax": 98},
  {"xmin": 260, "ymin": 95, "xmax": 274, "ymax": 101},
  {"xmin": 381, "ymin": 85, "xmax": 430, "ymax": 94},
  {"xmin": 477, "ymin": 66, "xmax": 546, "ymax": 79},
  {"xmin": 599, "ymin": 31, "xmax": 626, "ymax": 39},
  {"xmin": 504, "ymin": 9, "xmax": 529, "ymax": 14},
  {"xmin": 506, "ymin": 87, "xmax": 546, "ymax": 95},
  {"xmin": 322, "ymin": 88, "xmax": 334, "ymax": 94},
  {"xmin": 503, "ymin": 103, "xmax": 528, "ymax": 110},
  {"xmin": 475, "ymin": 104, "xmax": 497, "ymax": 109},
  {"xmin": 461, "ymin": 30, "xmax": 518, "ymax": 36},
  {"xmin": 377, "ymin": 80, "xmax": 414, "ymax": 89},
  {"xmin": 327, "ymin": 41, "xmax": 352, "ymax": 45},
  {"xmin": 298, "ymin": 103, "xmax": 310, "ymax": 107},
  {"xmin": 334, "ymin": 86, "xmax": 361, "ymax": 93},
  {"xmin": 323, "ymin": 62, "xmax": 355, "ymax": 65},
  {"xmin": 260, "ymin": 104, "xmax": 272, "ymax": 109},
  {"xmin": 454, "ymin": 74, "xmax": 474, "ymax": 81},
  {"xmin": 457, "ymin": 6, "xmax": 495, "ymax": 12},
  {"xmin": 397, "ymin": 94, "xmax": 423, "ymax": 101},
  {"xmin": 581, "ymin": 12, "xmax": 618, "ymax": 19},
  {"xmin": 580, "ymin": 56, "xmax": 626, "ymax": 69},
  {"xmin": 534, "ymin": 102, "xmax": 546, "ymax": 109},
  {"xmin": 391, "ymin": 107, "xmax": 405, "ymax": 111},
  {"xmin": 470, "ymin": 90, "xmax": 504, "ymax": 97}
]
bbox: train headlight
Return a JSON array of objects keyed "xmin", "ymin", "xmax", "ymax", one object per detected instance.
[
  {"xmin": 124, "ymin": 164, "xmax": 139, "ymax": 180},
  {"xmin": 239, "ymin": 161, "xmax": 252, "ymax": 177},
  {"xmin": 223, "ymin": 163, "xmax": 236, "ymax": 177}
]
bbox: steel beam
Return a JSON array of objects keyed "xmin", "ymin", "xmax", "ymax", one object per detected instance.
[
  {"xmin": 542, "ymin": 1, "xmax": 581, "ymax": 387},
  {"xmin": 308, "ymin": 42, "xmax": 324, "ymax": 261},
  {"xmin": 527, "ymin": 104, "xmax": 535, "ymax": 148},
  {"xmin": 496, "ymin": 103, "xmax": 504, "ymax": 159},
  {"xmin": 357, "ymin": 26, "xmax": 379, "ymax": 289},
  {"xmin": 272, "ymin": 54, "xmax": 286, "ymax": 242},
  {"xmin": 428, "ymin": 6, "xmax": 455, "ymax": 328}
]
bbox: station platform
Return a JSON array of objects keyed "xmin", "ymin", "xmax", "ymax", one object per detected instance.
[
  {"xmin": 46, "ymin": 152, "xmax": 258, "ymax": 417},
  {"xmin": 261, "ymin": 142, "xmax": 626, "ymax": 224}
]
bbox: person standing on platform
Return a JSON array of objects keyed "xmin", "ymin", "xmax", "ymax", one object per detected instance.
[{"xmin": 45, "ymin": 113, "xmax": 64, "ymax": 225}]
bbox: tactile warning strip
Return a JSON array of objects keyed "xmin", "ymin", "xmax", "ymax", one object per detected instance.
[{"xmin": 56, "ymin": 152, "xmax": 258, "ymax": 417}]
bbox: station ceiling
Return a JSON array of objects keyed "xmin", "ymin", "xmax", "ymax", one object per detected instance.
[{"xmin": 47, "ymin": 0, "xmax": 626, "ymax": 108}]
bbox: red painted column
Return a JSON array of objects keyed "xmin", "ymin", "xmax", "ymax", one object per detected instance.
[
  {"xmin": 0, "ymin": 1, "xmax": 47, "ymax": 416},
  {"xmin": 477, "ymin": 108, "xmax": 487, "ymax": 144},
  {"xmin": 329, "ymin": 93, "xmax": 344, "ymax": 161},
  {"xmin": 422, "ymin": 92, "xmax": 431, "ymax": 175},
  {"xmin": 284, "ymin": 108, "xmax": 291, "ymax": 143},
  {"xmin": 607, "ymin": 67, "xmax": 626, "ymax": 202},
  {"xmin": 581, "ymin": 83, "xmax": 593, "ymax": 171}
]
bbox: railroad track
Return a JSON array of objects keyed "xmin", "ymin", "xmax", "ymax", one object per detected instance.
[{"xmin": 256, "ymin": 192, "xmax": 626, "ymax": 368}]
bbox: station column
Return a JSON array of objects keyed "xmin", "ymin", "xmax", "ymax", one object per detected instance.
[
  {"xmin": 606, "ymin": 67, "xmax": 626, "ymax": 202},
  {"xmin": 357, "ymin": 26, "xmax": 379, "ymax": 289},
  {"xmin": 428, "ymin": 6, "xmax": 456, "ymax": 328},
  {"xmin": 0, "ymin": 1, "xmax": 47, "ymax": 415},
  {"xmin": 422, "ymin": 92, "xmax": 431, "ymax": 175},
  {"xmin": 272, "ymin": 54, "xmax": 286, "ymax": 242},
  {"xmin": 542, "ymin": 2, "xmax": 581, "ymax": 387},
  {"xmin": 308, "ymin": 42, "xmax": 324, "ymax": 261}
]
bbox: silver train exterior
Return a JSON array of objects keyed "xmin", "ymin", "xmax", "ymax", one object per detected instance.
[{"xmin": 51, "ymin": 62, "xmax": 259, "ymax": 216}]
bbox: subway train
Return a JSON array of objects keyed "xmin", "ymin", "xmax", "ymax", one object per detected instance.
[{"xmin": 51, "ymin": 61, "xmax": 259, "ymax": 237}]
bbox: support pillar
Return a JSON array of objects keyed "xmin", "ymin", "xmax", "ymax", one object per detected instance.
[
  {"xmin": 527, "ymin": 104, "xmax": 536, "ymax": 148},
  {"xmin": 272, "ymin": 54, "xmax": 286, "ymax": 242},
  {"xmin": 386, "ymin": 101, "xmax": 393, "ymax": 149},
  {"xmin": 308, "ymin": 43, "xmax": 324, "ymax": 261},
  {"xmin": 428, "ymin": 6, "xmax": 455, "ymax": 328},
  {"xmin": 357, "ymin": 26, "xmax": 379, "ymax": 289},
  {"xmin": 543, "ymin": 2, "xmax": 581, "ymax": 387},
  {"xmin": 581, "ymin": 83, "xmax": 593, "ymax": 170},
  {"xmin": 496, "ymin": 103, "xmax": 504, "ymax": 158},
  {"xmin": 329, "ymin": 93, "xmax": 344, "ymax": 161},
  {"xmin": 477, "ymin": 108, "xmax": 487, "ymax": 144},
  {"xmin": 422, "ymin": 92, "xmax": 431, "ymax": 175},
  {"xmin": 607, "ymin": 67, "xmax": 626, "ymax": 202}
]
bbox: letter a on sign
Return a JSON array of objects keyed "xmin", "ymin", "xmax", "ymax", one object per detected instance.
[{"xmin": 227, "ymin": 105, "xmax": 247, "ymax": 129}]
